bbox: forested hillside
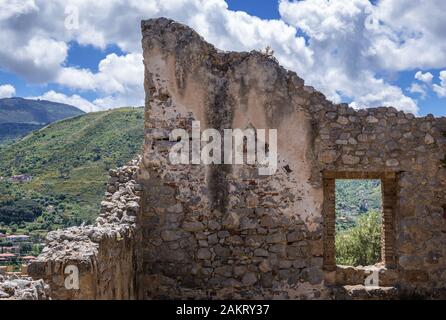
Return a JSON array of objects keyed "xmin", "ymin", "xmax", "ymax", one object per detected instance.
[
  {"xmin": 0, "ymin": 107, "xmax": 144, "ymax": 237},
  {"xmin": 335, "ymin": 179, "xmax": 382, "ymax": 265},
  {"xmin": 335, "ymin": 179, "xmax": 382, "ymax": 230}
]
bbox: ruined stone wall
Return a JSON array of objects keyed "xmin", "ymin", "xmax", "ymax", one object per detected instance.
[
  {"xmin": 28, "ymin": 158, "xmax": 142, "ymax": 300},
  {"xmin": 140, "ymin": 18, "xmax": 328, "ymax": 299},
  {"xmin": 140, "ymin": 18, "xmax": 446, "ymax": 299},
  {"xmin": 26, "ymin": 18, "xmax": 446, "ymax": 300}
]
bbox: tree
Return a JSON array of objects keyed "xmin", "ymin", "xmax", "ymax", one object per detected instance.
[
  {"xmin": 336, "ymin": 210, "xmax": 382, "ymax": 266},
  {"xmin": 0, "ymin": 199, "xmax": 43, "ymax": 225}
]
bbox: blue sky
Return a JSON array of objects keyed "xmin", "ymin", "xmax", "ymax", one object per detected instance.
[
  {"xmin": 226, "ymin": 0, "xmax": 281, "ymax": 19},
  {"xmin": 0, "ymin": 0, "xmax": 445, "ymax": 116},
  {"xmin": 0, "ymin": 42, "xmax": 126, "ymax": 104}
]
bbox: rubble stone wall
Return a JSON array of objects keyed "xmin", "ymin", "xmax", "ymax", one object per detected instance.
[
  {"xmin": 0, "ymin": 274, "xmax": 50, "ymax": 300},
  {"xmin": 28, "ymin": 158, "xmax": 142, "ymax": 300}
]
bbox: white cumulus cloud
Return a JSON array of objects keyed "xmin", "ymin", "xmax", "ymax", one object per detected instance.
[
  {"xmin": 372, "ymin": 0, "xmax": 446, "ymax": 70},
  {"xmin": 57, "ymin": 53, "xmax": 143, "ymax": 94},
  {"xmin": 56, "ymin": 53, "xmax": 145, "ymax": 109},
  {"xmin": 408, "ymin": 83, "xmax": 428, "ymax": 100},
  {"xmin": 433, "ymin": 71, "xmax": 446, "ymax": 98},
  {"xmin": 0, "ymin": 84, "xmax": 16, "ymax": 98},
  {"xmin": 1, "ymin": 0, "xmax": 446, "ymax": 113},
  {"xmin": 279, "ymin": 0, "xmax": 418, "ymax": 112},
  {"xmin": 415, "ymin": 71, "xmax": 433, "ymax": 84},
  {"xmin": 29, "ymin": 91, "xmax": 99, "ymax": 113}
]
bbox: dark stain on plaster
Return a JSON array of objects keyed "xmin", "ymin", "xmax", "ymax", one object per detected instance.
[
  {"xmin": 238, "ymin": 75, "xmax": 249, "ymax": 112},
  {"xmin": 206, "ymin": 77, "xmax": 234, "ymax": 213}
]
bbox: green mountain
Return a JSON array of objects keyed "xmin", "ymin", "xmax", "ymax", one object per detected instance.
[
  {"xmin": 335, "ymin": 179, "xmax": 382, "ymax": 230},
  {"xmin": 0, "ymin": 97, "xmax": 85, "ymax": 143},
  {"xmin": 0, "ymin": 107, "xmax": 144, "ymax": 237},
  {"xmin": 0, "ymin": 123, "xmax": 44, "ymax": 144}
]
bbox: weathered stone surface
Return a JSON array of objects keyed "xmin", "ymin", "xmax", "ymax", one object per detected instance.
[
  {"xmin": 266, "ymin": 232, "xmax": 286, "ymax": 244},
  {"xmin": 287, "ymin": 231, "xmax": 304, "ymax": 243},
  {"xmin": 259, "ymin": 260, "xmax": 272, "ymax": 273},
  {"xmin": 254, "ymin": 248, "xmax": 269, "ymax": 257},
  {"xmin": 197, "ymin": 248, "xmax": 211, "ymax": 260},
  {"xmin": 161, "ymin": 230, "xmax": 183, "ymax": 241},
  {"xmin": 399, "ymin": 255, "xmax": 423, "ymax": 269},
  {"xmin": 334, "ymin": 285, "xmax": 399, "ymax": 300},
  {"xmin": 242, "ymin": 273, "xmax": 258, "ymax": 286},
  {"xmin": 319, "ymin": 150, "xmax": 339, "ymax": 164},
  {"xmin": 366, "ymin": 116, "xmax": 379, "ymax": 123},
  {"xmin": 182, "ymin": 221, "xmax": 204, "ymax": 232},
  {"xmin": 222, "ymin": 212, "xmax": 240, "ymax": 230},
  {"xmin": 342, "ymin": 155, "xmax": 361, "ymax": 165},
  {"xmin": 0, "ymin": 275, "xmax": 49, "ymax": 300},
  {"xmin": 424, "ymin": 134, "xmax": 435, "ymax": 144},
  {"xmin": 386, "ymin": 159, "xmax": 399, "ymax": 167}
]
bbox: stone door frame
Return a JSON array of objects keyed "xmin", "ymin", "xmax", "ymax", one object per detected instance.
[{"xmin": 322, "ymin": 171, "xmax": 398, "ymax": 271}]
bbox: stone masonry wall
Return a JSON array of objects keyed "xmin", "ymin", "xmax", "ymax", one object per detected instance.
[
  {"xmin": 140, "ymin": 18, "xmax": 446, "ymax": 299},
  {"xmin": 139, "ymin": 18, "xmax": 330, "ymax": 299},
  {"xmin": 311, "ymin": 102, "xmax": 446, "ymax": 296}
]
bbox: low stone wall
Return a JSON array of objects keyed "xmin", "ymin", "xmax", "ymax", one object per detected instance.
[
  {"xmin": 28, "ymin": 158, "xmax": 142, "ymax": 300},
  {"xmin": 328, "ymin": 264, "xmax": 398, "ymax": 287}
]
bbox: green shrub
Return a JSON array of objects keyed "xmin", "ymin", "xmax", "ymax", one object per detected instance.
[{"xmin": 336, "ymin": 210, "xmax": 382, "ymax": 266}]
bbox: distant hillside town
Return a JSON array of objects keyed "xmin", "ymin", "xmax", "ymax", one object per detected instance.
[{"xmin": 0, "ymin": 232, "xmax": 43, "ymax": 274}]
